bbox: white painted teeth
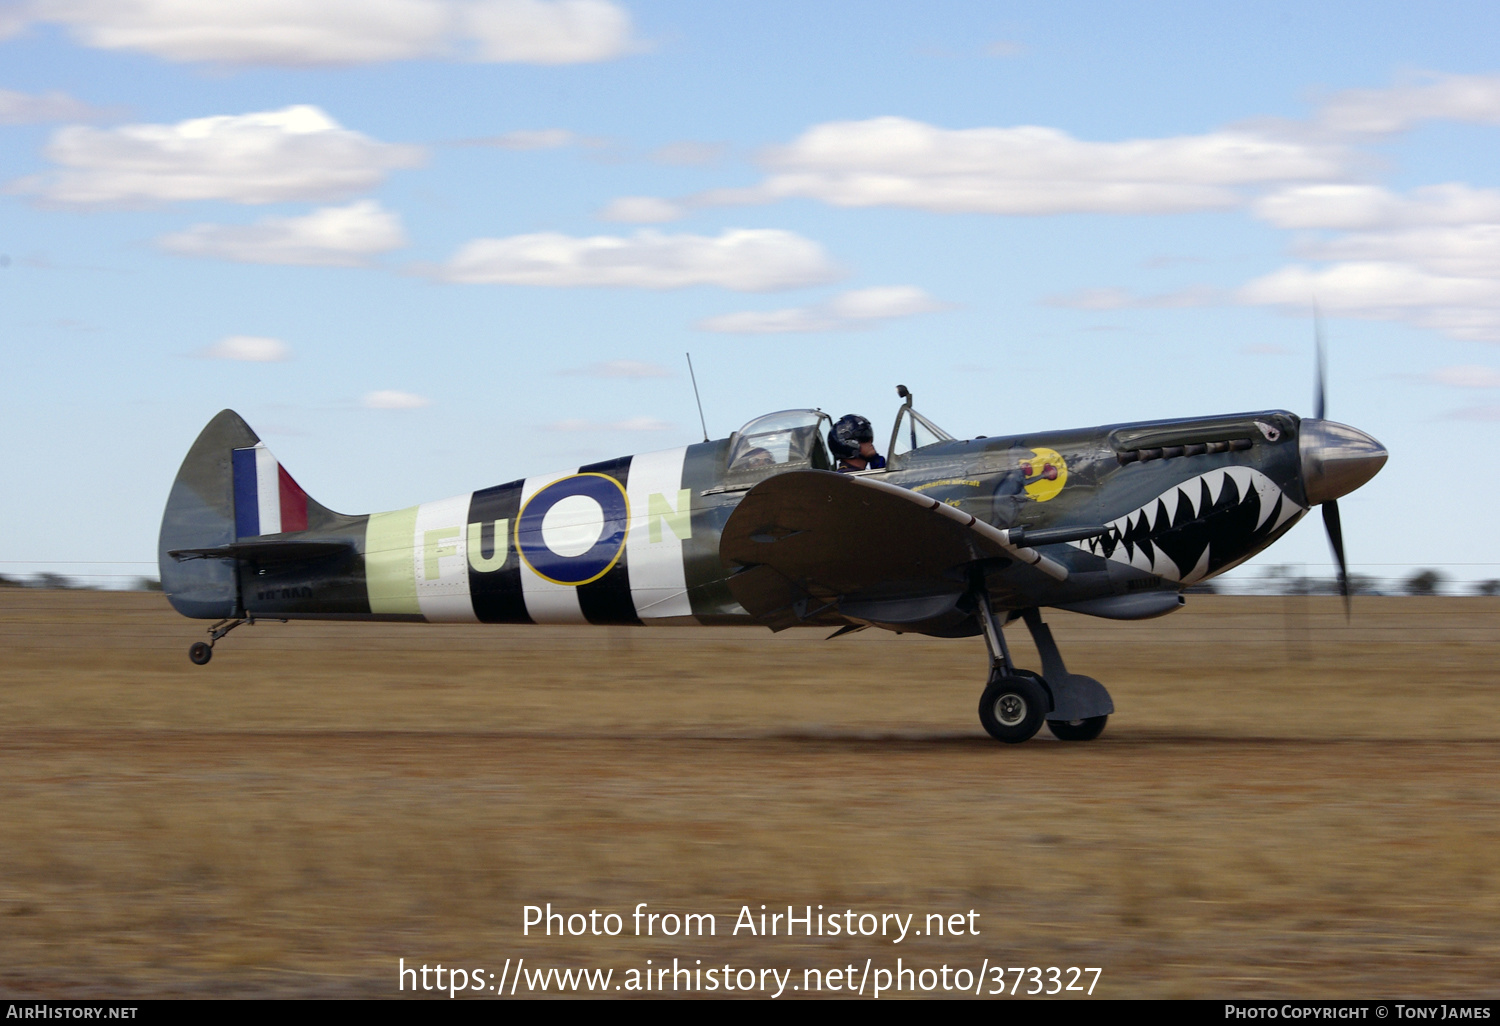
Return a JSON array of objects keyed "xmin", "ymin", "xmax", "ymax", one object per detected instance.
[
  {"xmin": 1181, "ymin": 482, "xmax": 1200, "ymax": 518},
  {"xmin": 1205, "ymin": 468, "xmax": 1227, "ymax": 506},
  {"xmin": 1182, "ymin": 545, "xmax": 1211, "ymax": 585},
  {"xmin": 1133, "ymin": 546, "xmax": 1154, "ymax": 573},
  {"xmin": 1158, "ymin": 488, "xmax": 1180, "ymax": 526},
  {"xmin": 1252, "ymin": 475, "xmax": 1282, "ymax": 530},
  {"xmin": 1271, "ymin": 493, "xmax": 1301, "ymax": 532},
  {"xmin": 1224, "ymin": 465, "xmax": 1255, "ymax": 499},
  {"xmin": 1070, "ymin": 466, "xmax": 1302, "ymax": 583}
]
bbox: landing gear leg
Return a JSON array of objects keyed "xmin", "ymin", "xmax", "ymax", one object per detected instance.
[
  {"xmin": 973, "ymin": 583, "xmax": 1047, "ymax": 744},
  {"xmin": 188, "ymin": 615, "xmax": 255, "ymax": 665},
  {"xmin": 1019, "ymin": 608, "xmax": 1114, "ymax": 741}
]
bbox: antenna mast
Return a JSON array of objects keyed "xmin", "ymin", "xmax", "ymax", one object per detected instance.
[{"xmin": 686, "ymin": 353, "xmax": 710, "ymax": 443}]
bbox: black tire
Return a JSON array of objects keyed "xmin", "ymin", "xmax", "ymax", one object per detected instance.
[
  {"xmin": 1047, "ymin": 715, "xmax": 1108, "ymax": 742},
  {"xmin": 189, "ymin": 642, "xmax": 212, "ymax": 665},
  {"xmin": 978, "ymin": 672, "xmax": 1048, "ymax": 744}
]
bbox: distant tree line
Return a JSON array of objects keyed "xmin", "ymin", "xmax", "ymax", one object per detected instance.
[
  {"xmin": 0, "ymin": 573, "xmax": 161, "ymax": 591},
  {"xmin": 1250, "ymin": 566, "xmax": 1500, "ymax": 597}
]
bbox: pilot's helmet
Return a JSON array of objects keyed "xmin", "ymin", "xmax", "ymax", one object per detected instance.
[{"xmin": 829, "ymin": 414, "xmax": 874, "ymax": 461}]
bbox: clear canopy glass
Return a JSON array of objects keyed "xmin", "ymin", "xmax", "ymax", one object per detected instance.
[
  {"xmin": 889, "ymin": 407, "xmax": 954, "ymax": 458},
  {"xmin": 728, "ymin": 409, "xmax": 833, "ymax": 472}
]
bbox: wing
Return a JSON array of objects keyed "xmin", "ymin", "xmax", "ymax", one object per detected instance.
[{"xmin": 720, "ymin": 470, "xmax": 1067, "ymax": 632}]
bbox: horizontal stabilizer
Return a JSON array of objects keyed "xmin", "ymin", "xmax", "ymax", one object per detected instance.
[{"xmin": 169, "ymin": 539, "xmax": 355, "ymax": 563}]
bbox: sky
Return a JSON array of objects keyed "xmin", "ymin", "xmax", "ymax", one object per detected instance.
[{"xmin": 3, "ymin": 1, "xmax": 1498, "ymax": 592}]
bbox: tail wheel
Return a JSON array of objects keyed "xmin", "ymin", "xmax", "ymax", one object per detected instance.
[
  {"xmin": 188, "ymin": 642, "xmax": 212, "ymax": 665},
  {"xmin": 978, "ymin": 672, "xmax": 1048, "ymax": 744},
  {"xmin": 1047, "ymin": 715, "xmax": 1108, "ymax": 742}
]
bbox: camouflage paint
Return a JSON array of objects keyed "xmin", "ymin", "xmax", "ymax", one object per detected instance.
[{"xmin": 161, "ymin": 407, "xmax": 1330, "ymax": 632}]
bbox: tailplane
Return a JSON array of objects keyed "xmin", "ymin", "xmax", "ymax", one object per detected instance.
[{"xmin": 157, "ymin": 410, "xmax": 342, "ymax": 618}]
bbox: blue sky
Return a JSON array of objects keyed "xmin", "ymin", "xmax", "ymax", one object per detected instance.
[{"xmin": 3, "ymin": 1, "xmax": 1498, "ymax": 591}]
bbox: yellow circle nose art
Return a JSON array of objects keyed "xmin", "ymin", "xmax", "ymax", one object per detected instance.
[{"xmin": 1021, "ymin": 447, "xmax": 1068, "ymax": 502}]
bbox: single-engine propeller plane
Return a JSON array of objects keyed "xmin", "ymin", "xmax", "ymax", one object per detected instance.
[{"xmin": 159, "ymin": 374, "xmax": 1386, "ymax": 743}]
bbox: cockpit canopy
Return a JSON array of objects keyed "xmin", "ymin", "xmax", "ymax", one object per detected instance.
[
  {"xmin": 727, "ymin": 409, "xmax": 833, "ymax": 473},
  {"xmin": 725, "ymin": 391, "xmax": 955, "ymax": 479},
  {"xmin": 888, "ymin": 403, "xmax": 953, "ymax": 458}
]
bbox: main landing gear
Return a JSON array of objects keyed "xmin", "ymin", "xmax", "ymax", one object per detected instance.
[
  {"xmin": 187, "ymin": 615, "xmax": 259, "ymax": 665},
  {"xmin": 973, "ymin": 585, "xmax": 1115, "ymax": 744}
]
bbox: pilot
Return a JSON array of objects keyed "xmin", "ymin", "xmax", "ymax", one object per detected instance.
[{"xmin": 829, "ymin": 414, "xmax": 887, "ymax": 472}]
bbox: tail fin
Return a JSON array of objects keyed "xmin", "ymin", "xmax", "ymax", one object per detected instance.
[{"xmin": 157, "ymin": 410, "xmax": 339, "ymax": 618}]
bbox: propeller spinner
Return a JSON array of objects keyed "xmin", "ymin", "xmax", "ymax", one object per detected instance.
[{"xmin": 1301, "ymin": 316, "xmax": 1387, "ymax": 611}]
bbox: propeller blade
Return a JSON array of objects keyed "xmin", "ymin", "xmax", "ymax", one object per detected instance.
[
  {"xmin": 1313, "ymin": 303, "xmax": 1328, "ymax": 421},
  {"xmin": 1323, "ymin": 499, "xmax": 1350, "ymax": 618}
]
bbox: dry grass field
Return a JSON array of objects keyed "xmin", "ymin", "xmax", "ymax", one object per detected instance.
[{"xmin": 1, "ymin": 588, "xmax": 1498, "ymax": 998}]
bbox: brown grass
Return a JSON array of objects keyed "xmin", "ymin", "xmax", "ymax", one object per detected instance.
[{"xmin": 1, "ymin": 590, "xmax": 1497, "ymax": 998}]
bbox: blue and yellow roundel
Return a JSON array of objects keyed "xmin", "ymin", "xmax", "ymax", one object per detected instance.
[{"xmin": 516, "ymin": 473, "xmax": 631, "ymax": 586}]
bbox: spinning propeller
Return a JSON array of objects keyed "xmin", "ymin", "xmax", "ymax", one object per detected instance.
[
  {"xmin": 1315, "ymin": 312, "xmax": 1348, "ymax": 612},
  {"xmin": 1301, "ymin": 310, "xmax": 1387, "ymax": 616}
]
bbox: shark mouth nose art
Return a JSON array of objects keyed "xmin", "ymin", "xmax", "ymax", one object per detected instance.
[{"xmin": 1072, "ymin": 466, "xmax": 1304, "ymax": 584}]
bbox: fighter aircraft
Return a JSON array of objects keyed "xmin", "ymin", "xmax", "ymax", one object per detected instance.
[{"xmin": 158, "ymin": 379, "xmax": 1386, "ymax": 743}]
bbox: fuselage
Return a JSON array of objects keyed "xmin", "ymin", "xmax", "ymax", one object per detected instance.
[{"xmin": 162, "ymin": 407, "xmax": 1349, "ymax": 632}]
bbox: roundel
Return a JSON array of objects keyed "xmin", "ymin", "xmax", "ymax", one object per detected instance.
[{"xmin": 516, "ymin": 473, "xmax": 631, "ymax": 586}]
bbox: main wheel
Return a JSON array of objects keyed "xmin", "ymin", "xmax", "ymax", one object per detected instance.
[
  {"xmin": 189, "ymin": 642, "xmax": 212, "ymax": 665},
  {"xmin": 1047, "ymin": 715, "xmax": 1108, "ymax": 742},
  {"xmin": 978, "ymin": 672, "xmax": 1048, "ymax": 744}
]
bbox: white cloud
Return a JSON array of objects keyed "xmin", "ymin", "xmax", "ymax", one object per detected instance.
[
  {"xmin": 1239, "ymin": 262, "xmax": 1500, "ymax": 342},
  {"xmin": 1254, "ymin": 183, "xmax": 1500, "ymax": 231},
  {"xmin": 0, "ymin": 88, "xmax": 112, "ymax": 124},
  {"xmin": 697, "ymin": 285, "xmax": 947, "ymax": 334},
  {"xmin": 364, "ymin": 390, "xmax": 430, "ymax": 409},
  {"xmin": 0, "ymin": 7, "xmax": 28, "ymax": 39},
  {"xmin": 1296, "ymin": 224, "xmax": 1500, "ymax": 280},
  {"xmin": 1241, "ymin": 262, "xmax": 1498, "ymax": 308},
  {"xmin": 464, "ymin": 127, "xmax": 593, "ymax": 150},
  {"xmin": 1317, "ymin": 73, "xmax": 1500, "ymax": 136},
  {"xmin": 1244, "ymin": 183, "xmax": 1500, "ymax": 342},
  {"xmin": 597, "ymin": 196, "xmax": 685, "ymax": 223},
  {"xmin": 199, "ymin": 335, "xmax": 291, "ymax": 361},
  {"xmin": 827, "ymin": 285, "xmax": 948, "ymax": 319},
  {"xmin": 11, "ymin": 105, "xmax": 424, "ymax": 207},
  {"xmin": 462, "ymin": 0, "xmax": 634, "ymax": 64},
  {"xmin": 696, "ymin": 307, "xmax": 837, "ymax": 334},
  {"xmin": 433, "ymin": 228, "xmax": 840, "ymax": 291},
  {"xmin": 546, "ymin": 416, "xmax": 672, "ymax": 431},
  {"xmin": 697, "ymin": 116, "xmax": 1347, "ymax": 216},
  {"xmin": 159, "ymin": 201, "xmax": 407, "ymax": 266},
  {"xmin": 559, "ymin": 359, "xmax": 673, "ymax": 378},
  {"xmin": 1430, "ymin": 365, "xmax": 1500, "ymax": 389},
  {"xmin": 19, "ymin": 0, "xmax": 635, "ymax": 66}
]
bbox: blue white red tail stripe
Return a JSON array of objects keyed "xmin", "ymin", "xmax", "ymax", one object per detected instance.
[{"xmin": 233, "ymin": 443, "xmax": 309, "ymax": 537}]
